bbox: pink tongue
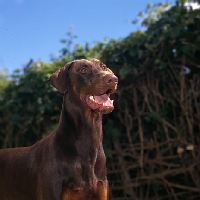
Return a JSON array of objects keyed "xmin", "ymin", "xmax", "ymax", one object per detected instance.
[{"xmin": 94, "ymin": 94, "xmax": 109, "ymax": 104}]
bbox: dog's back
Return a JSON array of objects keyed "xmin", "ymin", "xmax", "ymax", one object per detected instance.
[
  {"xmin": 0, "ymin": 134, "xmax": 57, "ymax": 200},
  {"xmin": 0, "ymin": 146, "xmax": 36, "ymax": 199}
]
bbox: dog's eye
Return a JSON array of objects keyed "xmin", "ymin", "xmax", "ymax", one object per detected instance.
[
  {"xmin": 102, "ymin": 65, "xmax": 107, "ymax": 71},
  {"xmin": 80, "ymin": 67, "xmax": 88, "ymax": 73}
]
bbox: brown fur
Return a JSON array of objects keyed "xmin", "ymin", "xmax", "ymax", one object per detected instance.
[{"xmin": 0, "ymin": 59, "xmax": 118, "ymax": 200}]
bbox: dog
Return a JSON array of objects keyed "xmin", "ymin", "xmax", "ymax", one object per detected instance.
[{"xmin": 0, "ymin": 59, "xmax": 118, "ymax": 200}]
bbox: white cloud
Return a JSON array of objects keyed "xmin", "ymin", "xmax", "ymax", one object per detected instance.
[
  {"xmin": 163, "ymin": 2, "xmax": 200, "ymax": 12},
  {"xmin": 185, "ymin": 2, "xmax": 200, "ymax": 10}
]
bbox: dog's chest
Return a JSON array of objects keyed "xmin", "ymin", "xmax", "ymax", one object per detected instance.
[
  {"xmin": 76, "ymin": 132, "xmax": 101, "ymax": 161},
  {"xmin": 61, "ymin": 148, "xmax": 106, "ymax": 189}
]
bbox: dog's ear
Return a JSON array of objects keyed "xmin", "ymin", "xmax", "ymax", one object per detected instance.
[{"xmin": 48, "ymin": 61, "xmax": 74, "ymax": 93}]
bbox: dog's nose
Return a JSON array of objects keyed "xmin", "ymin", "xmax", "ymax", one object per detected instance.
[{"xmin": 103, "ymin": 74, "xmax": 118, "ymax": 85}]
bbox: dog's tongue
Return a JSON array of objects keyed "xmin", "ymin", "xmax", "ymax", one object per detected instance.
[
  {"xmin": 94, "ymin": 94, "xmax": 108, "ymax": 104},
  {"xmin": 94, "ymin": 94, "xmax": 113, "ymax": 106}
]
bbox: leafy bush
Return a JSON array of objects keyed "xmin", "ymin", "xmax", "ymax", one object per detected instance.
[
  {"xmin": 0, "ymin": 1, "xmax": 200, "ymax": 199},
  {"xmin": 100, "ymin": 2, "xmax": 200, "ymax": 199}
]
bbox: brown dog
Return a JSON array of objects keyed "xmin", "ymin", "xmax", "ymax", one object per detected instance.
[{"xmin": 0, "ymin": 59, "xmax": 118, "ymax": 200}]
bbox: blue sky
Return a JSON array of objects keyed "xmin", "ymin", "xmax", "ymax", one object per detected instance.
[{"xmin": 0, "ymin": 0, "xmax": 170, "ymax": 74}]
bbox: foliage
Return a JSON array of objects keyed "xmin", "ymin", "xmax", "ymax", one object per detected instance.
[
  {"xmin": 100, "ymin": 1, "xmax": 200, "ymax": 199},
  {"xmin": 0, "ymin": 0, "xmax": 200, "ymax": 199},
  {"xmin": 0, "ymin": 71, "xmax": 10, "ymax": 97},
  {"xmin": 0, "ymin": 60, "xmax": 66, "ymax": 147}
]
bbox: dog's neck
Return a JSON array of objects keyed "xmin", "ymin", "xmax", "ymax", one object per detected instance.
[{"xmin": 55, "ymin": 95, "xmax": 103, "ymax": 147}]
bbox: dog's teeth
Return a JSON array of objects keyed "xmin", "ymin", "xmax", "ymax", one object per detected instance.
[{"xmin": 89, "ymin": 96, "xmax": 94, "ymax": 101}]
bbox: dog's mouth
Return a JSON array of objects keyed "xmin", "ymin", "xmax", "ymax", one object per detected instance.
[{"xmin": 86, "ymin": 89, "xmax": 115, "ymax": 113}]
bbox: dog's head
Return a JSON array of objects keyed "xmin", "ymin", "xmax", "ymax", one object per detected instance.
[{"xmin": 48, "ymin": 59, "xmax": 118, "ymax": 114}]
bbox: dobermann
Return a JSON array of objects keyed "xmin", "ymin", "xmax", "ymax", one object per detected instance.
[{"xmin": 0, "ymin": 59, "xmax": 118, "ymax": 200}]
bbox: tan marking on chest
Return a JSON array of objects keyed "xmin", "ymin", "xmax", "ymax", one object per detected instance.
[
  {"xmin": 62, "ymin": 188, "xmax": 84, "ymax": 200},
  {"xmin": 95, "ymin": 181, "xmax": 108, "ymax": 200},
  {"xmin": 62, "ymin": 182, "xmax": 108, "ymax": 200}
]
